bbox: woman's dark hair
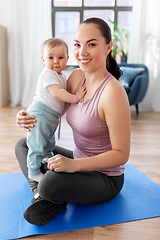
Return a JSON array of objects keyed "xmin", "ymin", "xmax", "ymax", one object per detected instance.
[{"xmin": 81, "ymin": 17, "xmax": 122, "ymax": 80}]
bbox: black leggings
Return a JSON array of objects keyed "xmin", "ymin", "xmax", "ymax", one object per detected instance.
[{"xmin": 15, "ymin": 137, "xmax": 124, "ymax": 205}]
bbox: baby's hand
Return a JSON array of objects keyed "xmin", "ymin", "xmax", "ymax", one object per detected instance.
[{"xmin": 76, "ymin": 84, "xmax": 87, "ymax": 102}]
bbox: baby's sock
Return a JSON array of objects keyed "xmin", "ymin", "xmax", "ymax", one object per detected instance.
[{"xmin": 29, "ymin": 172, "xmax": 44, "ymax": 182}]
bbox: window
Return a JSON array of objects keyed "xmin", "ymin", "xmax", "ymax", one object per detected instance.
[{"xmin": 51, "ymin": 0, "xmax": 133, "ymax": 65}]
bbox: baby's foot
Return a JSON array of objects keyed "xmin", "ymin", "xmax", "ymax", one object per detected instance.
[{"xmin": 29, "ymin": 172, "xmax": 44, "ymax": 182}]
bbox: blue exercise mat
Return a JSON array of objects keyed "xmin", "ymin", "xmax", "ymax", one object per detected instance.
[{"xmin": 0, "ymin": 163, "xmax": 160, "ymax": 240}]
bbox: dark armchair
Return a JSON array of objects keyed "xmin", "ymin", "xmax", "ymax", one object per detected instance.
[{"xmin": 118, "ymin": 63, "xmax": 149, "ymax": 114}]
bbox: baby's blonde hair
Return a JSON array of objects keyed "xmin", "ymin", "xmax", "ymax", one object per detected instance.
[{"xmin": 41, "ymin": 37, "xmax": 69, "ymax": 56}]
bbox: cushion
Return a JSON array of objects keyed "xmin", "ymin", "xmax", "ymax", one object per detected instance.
[{"xmin": 119, "ymin": 67, "xmax": 144, "ymax": 87}]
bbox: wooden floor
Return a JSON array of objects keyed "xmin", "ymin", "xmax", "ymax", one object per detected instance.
[{"xmin": 0, "ymin": 106, "xmax": 160, "ymax": 240}]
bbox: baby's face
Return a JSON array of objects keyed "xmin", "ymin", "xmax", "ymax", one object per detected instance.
[{"xmin": 41, "ymin": 45, "xmax": 69, "ymax": 74}]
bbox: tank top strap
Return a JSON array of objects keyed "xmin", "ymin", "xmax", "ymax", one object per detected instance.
[
  {"xmin": 92, "ymin": 72, "xmax": 114, "ymax": 104},
  {"xmin": 75, "ymin": 72, "xmax": 113, "ymax": 106}
]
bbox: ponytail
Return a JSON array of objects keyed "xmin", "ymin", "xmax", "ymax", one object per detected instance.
[{"xmin": 106, "ymin": 52, "xmax": 122, "ymax": 80}]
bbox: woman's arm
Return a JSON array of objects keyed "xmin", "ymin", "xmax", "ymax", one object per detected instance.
[
  {"xmin": 67, "ymin": 68, "xmax": 84, "ymax": 94},
  {"xmin": 46, "ymin": 78, "xmax": 131, "ymax": 173},
  {"xmin": 61, "ymin": 68, "xmax": 85, "ymax": 116}
]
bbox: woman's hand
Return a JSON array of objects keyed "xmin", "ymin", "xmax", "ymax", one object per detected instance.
[
  {"xmin": 16, "ymin": 109, "xmax": 36, "ymax": 132},
  {"xmin": 45, "ymin": 155, "xmax": 78, "ymax": 173}
]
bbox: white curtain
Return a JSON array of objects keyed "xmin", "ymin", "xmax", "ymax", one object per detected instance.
[
  {"xmin": 128, "ymin": 0, "xmax": 160, "ymax": 111},
  {"xmin": 8, "ymin": 0, "xmax": 52, "ymax": 107}
]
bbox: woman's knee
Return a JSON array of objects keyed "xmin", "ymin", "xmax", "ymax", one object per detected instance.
[
  {"xmin": 15, "ymin": 137, "xmax": 29, "ymax": 179},
  {"xmin": 38, "ymin": 170, "xmax": 64, "ymax": 201},
  {"xmin": 15, "ymin": 137, "xmax": 27, "ymax": 154}
]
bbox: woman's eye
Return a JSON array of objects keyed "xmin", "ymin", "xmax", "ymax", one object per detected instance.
[
  {"xmin": 89, "ymin": 43, "xmax": 95, "ymax": 47},
  {"xmin": 74, "ymin": 43, "xmax": 80, "ymax": 47}
]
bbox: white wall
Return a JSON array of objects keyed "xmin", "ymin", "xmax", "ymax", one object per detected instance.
[
  {"xmin": 0, "ymin": 0, "xmax": 12, "ymax": 106},
  {"xmin": 0, "ymin": 0, "xmax": 12, "ymax": 29},
  {"xmin": 1, "ymin": 0, "xmax": 52, "ymax": 107}
]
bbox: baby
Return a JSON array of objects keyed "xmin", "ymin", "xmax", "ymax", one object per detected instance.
[{"xmin": 26, "ymin": 37, "xmax": 86, "ymax": 182}]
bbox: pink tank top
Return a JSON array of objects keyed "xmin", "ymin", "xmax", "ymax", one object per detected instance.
[{"xmin": 66, "ymin": 73, "xmax": 125, "ymax": 176}]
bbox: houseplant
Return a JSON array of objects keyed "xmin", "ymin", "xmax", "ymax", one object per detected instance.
[{"xmin": 109, "ymin": 19, "xmax": 130, "ymax": 62}]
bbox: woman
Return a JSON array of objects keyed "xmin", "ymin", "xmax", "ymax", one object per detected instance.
[{"xmin": 16, "ymin": 17, "xmax": 130, "ymax": 225}]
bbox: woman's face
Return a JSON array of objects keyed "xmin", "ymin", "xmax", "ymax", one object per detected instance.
[{"xmin": 73, "ymin": 23, "xmax": 112, "ymax": 73}]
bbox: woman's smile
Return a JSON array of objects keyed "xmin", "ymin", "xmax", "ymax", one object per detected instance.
[{"xmin": 79, "ymin": 58, "xmax": 92, "ymax": 64}]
